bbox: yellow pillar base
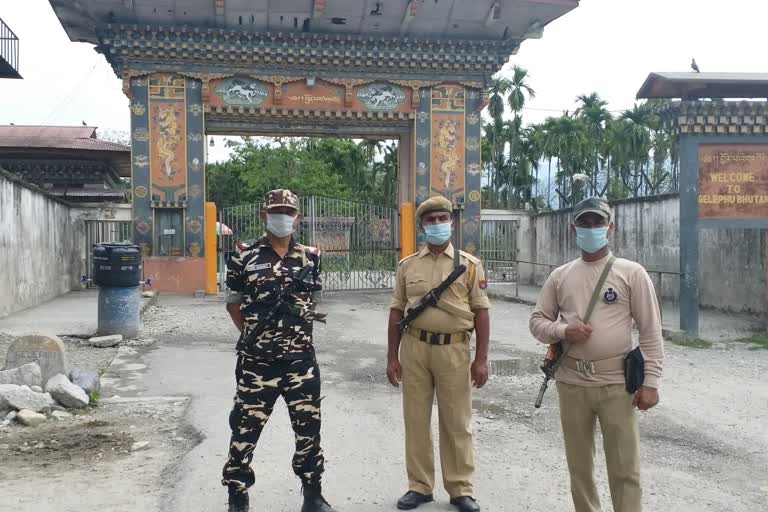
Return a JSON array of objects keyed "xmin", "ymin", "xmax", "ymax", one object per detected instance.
[
  {"xmin": 399, "ymin": 202, "xmax": 415, "ymax": 260},
  {"xmin": 204, "ymin": 201, "xmax": 217, "ymax": 295}
]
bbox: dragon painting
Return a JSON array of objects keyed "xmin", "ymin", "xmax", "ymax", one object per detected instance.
[{"xmin": 156, "ymin": 105, "xmax": 181, "ymax": 180}]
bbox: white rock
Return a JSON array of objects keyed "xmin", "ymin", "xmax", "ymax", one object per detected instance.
[
  {"xmin": 30, "ymin": 386, "xmax": 43, "ymax": 393},
  {"xmin": 45, "ymin": 374, "xmax": 89, "ymax": 409},
  {"xmin": 16, "ymin": 409, "xmax": 46, "ymax": 427},
  {"xmin": 0, "ymin": 363, "xmax": 42, "ymax": 388},
  {"xmin": 69, "ymin": 368, "xmax": 101, "ymax": 395},
  {"xmin": 84, "ymin": 335, "xmax": 123, "ymax": 348},
  {"xmin": 131, "ymin": 441, "xmax": 150, "ymax": 452},
  {"xmin": 51, "ymin": 410, "xmax": 73, "ymax": 421},
  {"xmin": 4, "ymin": 411, "xmax": 16, "ymax": 422},
  {"xmin": 0, "ymin": 384, "xmax": 55, "ymax": 412}
]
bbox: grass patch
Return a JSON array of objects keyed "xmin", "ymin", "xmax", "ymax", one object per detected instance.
[
  {"xmin": 734, "ymin": 333, "xmax": 768, "ymax": 350},
  {"xmin": 669, "ymin": 337, "xmax": 713, "ymax": 349}
]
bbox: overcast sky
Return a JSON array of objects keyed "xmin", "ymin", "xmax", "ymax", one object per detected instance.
[{"xmin": 1, "ymin": 0, "xmax": 766, "ymax": 162}]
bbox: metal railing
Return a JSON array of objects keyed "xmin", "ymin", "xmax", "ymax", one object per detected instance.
[
  {"xmin": 83, "ymin": 220, "xmax": 134, "ymax": 286},
  {"xmin": 0, "ymin": 18, "xmax": 20, "ymax": 78},
  {"xmin": 218, "ymin": 196, "xmax": 400, "ymax": 291}
]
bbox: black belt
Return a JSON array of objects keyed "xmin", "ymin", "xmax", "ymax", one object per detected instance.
[{"xmin": 407, "ymin": 327, "xmax": 467, "ymax": 345}]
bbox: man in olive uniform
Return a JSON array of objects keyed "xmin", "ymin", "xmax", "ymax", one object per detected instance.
[
  {"xmin": 387, "ymin": 195, "xmax": 491, "ymax": 512},
  {"xmin": 530, "ymin": 197, "xmax": 664, "ymax": 512},
  {"xmin": 222, "ymin": 189, "xmax": 335, "ymax": 512}
]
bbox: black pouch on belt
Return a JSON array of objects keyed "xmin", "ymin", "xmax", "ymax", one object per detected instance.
[{"xmin": 624, "ymin": 346, "xmax": 645, "ymax": 393}]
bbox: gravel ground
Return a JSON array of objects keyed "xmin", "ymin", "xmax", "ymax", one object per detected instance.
[{"xmin": 2, "ymin": 292, "xmax": 767, "ymax": 511}]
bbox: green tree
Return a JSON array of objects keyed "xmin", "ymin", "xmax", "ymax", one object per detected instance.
[{"xmin": 576, "ymin": 92, "xmax": 611, "ymax": 195}]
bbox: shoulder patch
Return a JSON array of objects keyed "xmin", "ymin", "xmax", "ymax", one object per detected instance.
[
  {"xmin": 235, "ymin": 238, "xmax": 261, "ymax": 252},
  {"xmin": 459, "ymin": 250, "xmax": 481, "ymax": 265},
  {"xmin": 398, "ymin": 252, "xmax": 419, "ymax": 266}
]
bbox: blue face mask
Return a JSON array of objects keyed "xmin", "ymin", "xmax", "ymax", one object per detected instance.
[
  {"xmin": 575, "ymin": 227, "xmax": 609, "ymax": 254},
  {"xmin": 266, "ymin": 214, "xmax": 296, "ymax": 238},
  {"xmin": 423, "ymin": 222, "xmax": 452, "ymax": 245}
]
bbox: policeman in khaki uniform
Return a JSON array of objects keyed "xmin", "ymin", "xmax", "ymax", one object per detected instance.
[
  {"xmin": 387, "ymin": 195, "xmax": 491, "ymax": 512},
  {"xmin": 530, "ymin": 198, "xmax": 664, "ymax": 512}
]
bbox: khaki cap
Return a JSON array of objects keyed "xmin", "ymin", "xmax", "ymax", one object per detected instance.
[
  {"xmin": 416, "ymin": 195, "xmax": 453, "ymax": 220},
  {"xmin": 263, "ymin": 189, "xmax": 299, "ymax": 211}
]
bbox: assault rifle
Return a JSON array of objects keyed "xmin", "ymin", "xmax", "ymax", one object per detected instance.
[
  {"xmin": 240, "ymin": 265, "xmax": 326, "ymax": 354},
  {"xmin": 534, "ymin": 342, "xmax": 565, "ymax": 408},
  {"xmin": 397, "ymin": 263, "xmax": 467, "ymax": 335}
]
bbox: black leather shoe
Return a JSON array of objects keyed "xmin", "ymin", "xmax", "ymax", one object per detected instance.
[
  {"xmin": 228, "ymin": 486, "xmax": 249, "ymax": 512},
  {"xmin": 450, "ymin": 496, "xmax": 480, "ymax": 512},
  {"xmin": 301, "ymin": 483, "xmax": 336, "ymax": 512},
  {"xmin": 397, "ymin": 491, "xmax": 434, "ymax": 510}
]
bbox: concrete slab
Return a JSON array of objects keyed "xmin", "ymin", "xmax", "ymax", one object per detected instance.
[{"xmin": 0, "ymin": 289, "xmax": 155, "ymax": 337}]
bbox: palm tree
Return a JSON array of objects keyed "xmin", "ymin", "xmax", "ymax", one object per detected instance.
[
  {"xmin": 549, "ymin": 113, "xmax": 590, "ymax": 207},
  {"xmin": 619, "ymin": 104, "xmax": 656, "ymax": 196},
  {"xmin": 507, "ymin": 66, "xmax": 535, "ymax": 114},
  {"xmin": 487, "ymin": 77, "xmax": 511, "ymax": 121},
  {"xmin": 576, "ymin": 92, "xmax": 611, "ymax": 196}
]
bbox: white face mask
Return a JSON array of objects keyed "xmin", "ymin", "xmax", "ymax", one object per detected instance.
[{"xmin": 266, "ymin": 214, "xmax": 295, "ymax": 238}]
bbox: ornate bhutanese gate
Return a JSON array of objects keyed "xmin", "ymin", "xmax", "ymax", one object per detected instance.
[{"xmin": 50, "ymin": 0, "xmax": 579, "ymax": 294}]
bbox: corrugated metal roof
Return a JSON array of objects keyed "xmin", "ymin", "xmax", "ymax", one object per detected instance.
[
  {"xmin": 47, "ymin": 188, "xmax": 128, "ymax": 198},
  {"xmin": 0, "ymin": 125, "xmax": 129, "ymax": 152}
]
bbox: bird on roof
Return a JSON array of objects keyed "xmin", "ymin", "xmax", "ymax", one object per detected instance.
[
  {"xmin": 82, "ymin": 120, "xmax": 87, "ymax": 126},
  {"xmin": 691, "ymin": 58, "xmax": 700, "ymax": 73}
]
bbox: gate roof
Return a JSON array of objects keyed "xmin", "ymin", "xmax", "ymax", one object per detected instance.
[{"xmin": 50, "ymin": 1, "xmax": 578, "ymax": 79}]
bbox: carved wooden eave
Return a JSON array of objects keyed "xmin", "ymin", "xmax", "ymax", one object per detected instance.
[
  {"xmin": 99, "ymin": 23, "xmax": 519, "ymax": 81},
  {"xmin": 205, "ymin": 104, "xmax": 415, "ymax": 122},
  {"xmin": 656, "ymin": 100, "xmax": 768, "ymax": 135}
]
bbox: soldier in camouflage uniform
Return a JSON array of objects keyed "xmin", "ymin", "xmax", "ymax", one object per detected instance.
[{"xmin": 222, "ymin": 189, "xmax": 335, "ymax": 512}]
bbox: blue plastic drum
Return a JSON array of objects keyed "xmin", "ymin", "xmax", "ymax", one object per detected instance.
[{"xmin": 97, "ymin": 286, "xmax": 140, "ymax": 339}]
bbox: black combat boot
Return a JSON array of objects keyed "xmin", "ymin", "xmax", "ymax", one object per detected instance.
[
  {"xmin": 228, "ymin": 485, "xmax": 249, "ymax": 512},
  {"xmin": 301, "ymin": 482, "xmax": 335, "ymax": 512}
]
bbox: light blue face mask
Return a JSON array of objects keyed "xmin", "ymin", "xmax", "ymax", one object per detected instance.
[
  {"xmin": 423, "ymin": 222, "xmax": 452, "ymax": 245},
  {"xmin": 266, "ymin": 214, "xmax": 296, "ymax": 238},
  {"xmin": 575, "ymin": 227, "xmax": 609, "ymax": 254}
]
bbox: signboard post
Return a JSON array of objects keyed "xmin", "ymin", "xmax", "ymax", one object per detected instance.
[{"xmin": 680, "ymin": 136, "xmax": 768, "ymax": 336}]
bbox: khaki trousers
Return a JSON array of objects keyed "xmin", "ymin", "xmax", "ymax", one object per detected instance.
[
  {"xmin": 400, "ymin": 332, "xmax": 474, "ymax": 498},
  {"xmin": 557, "ymin": 382, "xmax": 642, "ymax": 512}
]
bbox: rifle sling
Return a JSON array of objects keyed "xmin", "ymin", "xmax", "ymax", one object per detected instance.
[{"xmin": 555, "ymin": 255, "xmax": 616, "ymax": 372}]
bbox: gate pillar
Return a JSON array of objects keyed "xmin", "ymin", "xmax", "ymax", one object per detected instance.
[
  {"xmin": 412, "ymin": 84, "xmax": 482, "ymax": 256},
  {"xmin": 129, "ymin": 73, "xmax": 208, "ymax": 294}
]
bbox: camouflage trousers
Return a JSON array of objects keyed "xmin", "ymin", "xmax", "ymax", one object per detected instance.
[{"xmin": 222, "ymin": 354, "xmax": 324, "ymax": 491}]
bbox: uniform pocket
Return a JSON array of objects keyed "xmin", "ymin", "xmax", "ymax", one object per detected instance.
[
  {"xmin": 447, "ymin": 272, "xmax": 469, "ymax": 299},
  {"xmin": 405, "ymin": 278, "xmax": 430, "ymax": 298}
]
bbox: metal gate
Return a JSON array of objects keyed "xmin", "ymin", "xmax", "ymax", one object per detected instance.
[
  {"xmin": 218, "ymin": 196, "xmax": 399, "ymax": 291},
  {"xmin": 83, "ymin": 220, "xmax": 133, "ymax": 283},
  {"xmin": 480, "ymin": 219, "xmax": 519, "ymax": 282}
]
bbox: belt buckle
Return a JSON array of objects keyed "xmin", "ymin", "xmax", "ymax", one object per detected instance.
[{"xmin": 576, "ymin": 359, "xmax": 595, "ymax": 376}]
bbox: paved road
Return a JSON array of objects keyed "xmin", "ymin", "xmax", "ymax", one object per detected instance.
[{"xmin": 100, "ymin": 291, "xmax": 768, "ymax": 512}]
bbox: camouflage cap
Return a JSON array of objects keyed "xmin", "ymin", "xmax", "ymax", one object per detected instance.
[
  {"xmin": 263, "ymin": 189, "xmax": 299, "ymax": 211},
  {"xmin": 416, "ymin": 195, "xmax": 453, "ymax": 220},
  {"xmin": 573, "ymin": 197, "xmax": 611, "ymax": 221}
]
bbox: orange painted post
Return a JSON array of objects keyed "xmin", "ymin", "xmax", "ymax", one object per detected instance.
[
  {"xmin": 400, "ymin": 202, "xmax": 415, "ymax": 260},
  {"xmin": 204, "ymin": 201, "xmax": 217, "ymax": 295}
]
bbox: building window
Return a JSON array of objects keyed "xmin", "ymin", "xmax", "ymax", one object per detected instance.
[{"xmin": 154, "ymin": 209, "xmax": 184, "ymax": 256}]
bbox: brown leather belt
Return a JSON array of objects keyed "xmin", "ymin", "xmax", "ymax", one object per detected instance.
[
  {"xmin": 563, "ymin": 355, "xmax": 624, "ymax": 376},
  {"xmin": 407, "ymin": 327, "xmax": 467, "ymax": 345}
]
